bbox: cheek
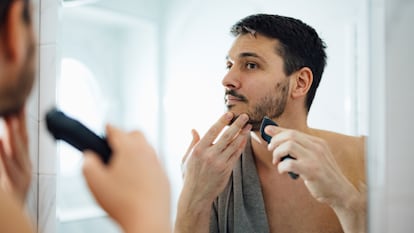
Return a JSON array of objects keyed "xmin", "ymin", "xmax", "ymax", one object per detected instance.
[
  {"xmin": 244, "ymin": 78, "xmax": 273, "ymax": 99},
  {"xmin": 242, "ymin": 77, "xmax": 263, "ymax": 94}
]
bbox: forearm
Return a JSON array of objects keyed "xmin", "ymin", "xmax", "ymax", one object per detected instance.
[
  {"xmin": 331, "ymin": 184, "xmax": 367, "ymax": 233},
  {"xmin": 116, "ymin": 203, "xmax": 171, "ymax": 233},
  {"xmin": 174, "ymin": 188, "xmax": 213, "ymax": 233}
]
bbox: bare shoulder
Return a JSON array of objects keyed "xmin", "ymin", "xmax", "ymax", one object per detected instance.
[{"xmin": 311, "ymin": 129, "xmax": 367, "ymax": 185}]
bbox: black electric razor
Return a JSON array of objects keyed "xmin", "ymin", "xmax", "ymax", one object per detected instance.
[
  {"xmin": 260, "ymin": 116, "xmax": 299, "ymax": 180},
  {"xmin": 45, "ymin": 108, "xmax": 112, "ymax": 164}
]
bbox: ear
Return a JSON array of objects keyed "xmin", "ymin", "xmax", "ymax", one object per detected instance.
[
  {"xmin": 290, "ymin": 67, "xmax": 313, "ymax": 99},
  {"xmin": 2, "ymin": 1, "xmax": 27, "ymax": 64}
]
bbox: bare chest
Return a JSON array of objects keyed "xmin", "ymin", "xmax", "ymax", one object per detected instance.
[{"xmin": 258, "ymin": 172, "xmax": 344, "ymax": 233}]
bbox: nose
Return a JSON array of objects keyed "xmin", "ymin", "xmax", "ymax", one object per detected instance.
[{"xmin": 222, "ymin": 68, "xmax": 241, "ymax": 90}]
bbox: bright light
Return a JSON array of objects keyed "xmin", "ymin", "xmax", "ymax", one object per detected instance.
[{"xmin": 58, "ymin": 58, "xmax": 106, "ymax": 175}]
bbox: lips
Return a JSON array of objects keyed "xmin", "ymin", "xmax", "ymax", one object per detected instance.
[{"xmin": 225, "ymin": 95, "xmax": 243, "ymax": 105}]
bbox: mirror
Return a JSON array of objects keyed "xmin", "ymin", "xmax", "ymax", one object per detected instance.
[
  {"xmin": 57, "ymin": 1, "xmax": 159, "ymax": 231},
  {"xmin": 57, "ymin": 0, "xmax": 369, "ymax": 232}
]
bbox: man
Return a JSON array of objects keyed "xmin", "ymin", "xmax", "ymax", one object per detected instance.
[
  {"xmin": 176, "ymin": 14, "xmax": 366, "ymax": 233},
  {"xmin": 0, "ymin": 0, "xmax": 35, "ymax": 207},
  {"xmin": 0, "ymin": 1, "xmax": 171, "ymax": 232}
]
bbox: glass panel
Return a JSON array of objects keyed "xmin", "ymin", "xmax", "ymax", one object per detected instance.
[
  {"xmin": 57, "ymin": 3, "xmax": 158, "ymax": 232},
  {"xmin": 58, "ymin": 0, "xmax": 368, "ymax": 232}
]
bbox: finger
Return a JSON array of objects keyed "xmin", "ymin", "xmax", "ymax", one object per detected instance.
[
  {"xmin": 264, "ymin": 124, "xmax": 282, "ymax": 137},
  {"xmin": 105, "ymin": 124, "xmax": 127, "ymax": 151},
  {"xmin": 15, "ymin": 107, "xmax": 28, "ymax": 145},
  {"xmin": 0, "ymin": 140, "xmax": 7, "ymax": 175},
  {"xmin": 271, "ymin": 140, "xmax": 307, "ymax": 165},
  {"xmin": 197, "ymin": 112, "xmax": 234, "ymax": 148},
  {"xmin": 214, "ymin": 113, "xmax": 249, "ymax": 152},
  {"xmin": 0, "ymin": 138, "xmax": 22, "ymax": 188},
  {"xmin": 82, "ymin": 151, "xmax": 109, "ymax": 198},
  {"xmin": 5, "ymin": 117, "xmax": 29, "ymax": 171},
  {"xmin": 5, "ymin": 108, "xmax": 28, "ymax": 143},
  {"xmin": 266, "ymin": 126, "xmax": 316, "ymax": 152},
  {"xmin": 277, "ymin": 157, "xmax": 302, "ymax": 178},
  {"xmin": 0, "ymin": 132, "xmax": 29, "ymax": 180},
  {"xmin": 181, "ymin": 129, "xmax": 200, "ymax": 164},
  {"xmin": 224, "ymin": 124, "xmax": 251, "ymax": 163}
]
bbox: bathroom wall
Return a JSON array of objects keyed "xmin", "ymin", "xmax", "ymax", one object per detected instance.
[
  {"xmin": 26, "ymin": 0, "xmax": 60, "ymax": 233},
  {"xmin": 368, "ymin": 0, "xmax": 414, "ymax": 232}
]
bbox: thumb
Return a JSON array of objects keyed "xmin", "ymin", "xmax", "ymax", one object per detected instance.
[
  {"xmin": 181, "ymin": 129, "xmax": 200, "ymax": 164},
  {"xmin": 264, "ymin": 125, "xmax": 282, "ymax": 137},
  {"xmin": 82, "ymin": 151, "xmax": 109, "ymax": 200}
]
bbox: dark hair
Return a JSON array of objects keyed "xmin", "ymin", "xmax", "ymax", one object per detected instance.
[
  {"xmin": 230, "ymin": 14, "xmax": 327, "ymax": 113},
  {"xmin": 1, "ymin": 0, "xmax": 31, "ymax": 28}
]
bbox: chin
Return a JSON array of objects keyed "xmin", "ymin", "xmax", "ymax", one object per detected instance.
[
  {"xmin": 226, "ymin": 105, "xmax": 245, "ymax": 115},
  {"xmin": 0, "ymin": 100, "xmax": 24, "ymax": 116}
]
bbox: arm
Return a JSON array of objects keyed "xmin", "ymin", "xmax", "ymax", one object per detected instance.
[
  {"xmin": 174, "ymin": 112, "xmax": 251, "ymax": 233},
  {"xmin": 0, "ymin": 108, "xmax": 32, "ymax": 206},
  {"xmin": 265, "ymin": 126, "xmax": 366, "ymax": 233},
  {"xmin": 82, "ymin": 125, "xmax": 171, "ymax": 233},
  {"xmin": 330, "ymin": 181, "xmax": 367, "ymax": 233}
]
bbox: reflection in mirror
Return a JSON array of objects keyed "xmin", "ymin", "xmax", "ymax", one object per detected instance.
[
  {"xmin": 58, "ymin": 1, "xmax": 159, "ymax": 232},
  {"xmin": 57, "ymin": 0, "xmax": 369, "ymax": 232}
]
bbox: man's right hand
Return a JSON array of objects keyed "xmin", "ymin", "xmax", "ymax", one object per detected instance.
[
  {"xmin": 82, "ymin": 125, "xmax": 171, "ymax": 233},
  {"xmin": 175, "ymin": 112, "xmax": 251, "ymax": 233}
]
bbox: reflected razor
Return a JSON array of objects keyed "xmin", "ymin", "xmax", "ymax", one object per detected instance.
[{"xmin": 260, "ymin": 116, "xmax": 299, "ymax": 180}]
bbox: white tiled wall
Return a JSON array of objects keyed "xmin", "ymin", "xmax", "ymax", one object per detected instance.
[{"xmin": 26, "ymin": 0, "xmax": 60, "ymax": 233}]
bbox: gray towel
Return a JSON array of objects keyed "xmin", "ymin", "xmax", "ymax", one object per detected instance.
[{"xmin": 210, "ymin": 138, "xmax": 270, "ymax": 233}]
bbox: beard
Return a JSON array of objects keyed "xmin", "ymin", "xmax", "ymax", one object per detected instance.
[
  {"xmin": 226, "ymin": 78, "xmax": 290, "ymax": 131},
  {"xmin": 0, "ymin": 39, "xmax": 36, "ymax": 116}
]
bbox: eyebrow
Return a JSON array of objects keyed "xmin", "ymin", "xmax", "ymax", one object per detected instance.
[{"xmin": 226, "ymin": 52, "xmax": 266, "ymax": 63}]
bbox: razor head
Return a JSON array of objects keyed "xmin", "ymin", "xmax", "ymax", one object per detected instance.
[
  {"xmin": 260, "ymin": 116, "xmax": 299, "ymax": 180},
  {"xmin": 260, "ymin": 116, "xmax": 278, "ymax": 144}
]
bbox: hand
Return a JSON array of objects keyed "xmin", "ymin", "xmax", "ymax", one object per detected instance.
[
  {"xmin": 82, "ymin": 125, "xmax": 171, "ymax": 233},
  {"xmin": 265, "ymin": 125, "xmax": 367, "ymax": 233},
  {"xmin": 0, "ymin": 108, "xmax": 31, "ymax": 206},
  {"xmin": 264, "ymin": 125, "xmax": 361, "ymax": 207},
  {"xmin": 181, "ymin": 112, "xmax": 251, "ymax": 204},
  {"xmin": 174, "ymin": 113, "xmax": 251, "ymax": 233}
]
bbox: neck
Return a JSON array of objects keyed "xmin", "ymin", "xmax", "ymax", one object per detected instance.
[
  {"xmin": 250, "ymin": 110, "xmax": 311, "ymax": 169},
  {"xmin": 250, "ymin": 132, "xmax": 274, "ymax": 169}
]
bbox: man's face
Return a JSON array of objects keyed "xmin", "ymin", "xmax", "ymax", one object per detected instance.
[
  {"xmin": 223, "ymin": 33, "xmax": 290, "ymax": 131},
  {"xmin": 0, "ymin": 2, "xmax": 35, "ymax": 116}
]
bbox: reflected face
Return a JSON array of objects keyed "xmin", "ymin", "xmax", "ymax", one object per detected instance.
[
  {"xmin": 0, "ymin": 15, "xmax": 36, "ymax": 116},
  {"xmin": 223, "ymin": 34, "xmax": 290, "ymax": 131}
]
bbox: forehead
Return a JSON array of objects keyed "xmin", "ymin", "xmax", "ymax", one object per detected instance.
[{"xmin": 227, "ymin": 33, "xmax": 281, "ymax": 62}]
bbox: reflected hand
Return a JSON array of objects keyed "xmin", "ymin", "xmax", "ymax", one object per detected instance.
[
  {"xmin": 175, "ymin": 113, "xmax": 251, "ymax": 233},
  {"xmin": 82, "ymin": 125, "xmax": 171, "ymax": 233},
  {"xmin": 0, "ymin": 108, "xmax": 32, "ymax": 206},
  {"xmin": 182, "ymin": 112, "xmax": 251, "ymax": 204},
  {"xmin": 265, "ymin": 125, "xmax": 361, "ymax": 205},
  {"xmin": 265, "ymin": 125, "xmax": 366, "ymax": 233}
]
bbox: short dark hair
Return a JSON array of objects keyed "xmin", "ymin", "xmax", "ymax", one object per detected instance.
[
  {"xmin": 1, "ymin": 0, "xmax": 31, "ymax": 28},
  {"xmin": 230, "ymin": 14, "xmax": 327, "ymax": 113}
]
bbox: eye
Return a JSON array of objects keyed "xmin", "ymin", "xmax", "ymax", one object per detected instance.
[
  {"xmin": 246, "ymin": 62, "xmax": 258, "ymax": 70},
  {"xmin": 226, "ymin": 62, "xmax": 233, "ymax": 70}
]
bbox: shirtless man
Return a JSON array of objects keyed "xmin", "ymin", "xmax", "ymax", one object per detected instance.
[{"xmin": 175, "ymin": 14, "xmax": 366, "ymax": 233}]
